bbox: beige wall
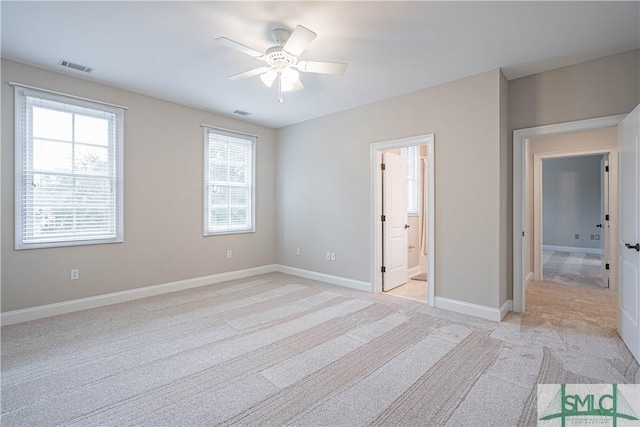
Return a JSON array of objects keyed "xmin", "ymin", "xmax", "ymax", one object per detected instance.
[
  {"xmin": 276, "ymin": 70, "xmax": 502, "ymax": 309},
  {"xmin": 1, "ymin": 59, "xmax": 277, "ymax": 312},
  {"xmin": 509, "ymin": 50, "xmax": 639, "ymax": 131},
  {"xmin": 508, "ymin": 49, "xmax": 639, "ymax": 299}
]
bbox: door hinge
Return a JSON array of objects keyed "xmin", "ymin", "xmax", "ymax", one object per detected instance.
[
  {"xmin": 381, "ymin": 215, "xmax": 386, "ymax": 222},
  {"xmin": 381, "ymin": 163, "xmax": 386, "ymax": 170},
  {"xmin": 381, "ymin": 266, "xmax": 386, "ymax": 273},
  {"xmin": 605, "ymin": 263, "xmax": 610, "ymax": 270},
  {"xmin": 522, "ymin": 231, "xmax": 525, "ymax": 237},
  {"xmin": 605, "ymin": 165, "xmax": 609, "ymax": 172},
  {"xmin": 605, "ymin": 214, "xmax": 609, "ymax": 221}
]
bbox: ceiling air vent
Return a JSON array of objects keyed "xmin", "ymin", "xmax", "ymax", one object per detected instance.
[
  {"xmin": 59, "ymin": 60, "xmax": 94, "ymax": 74},
  {"xmin": 232, "ymin": 110, "xmax": 252, "ymax": 116}
]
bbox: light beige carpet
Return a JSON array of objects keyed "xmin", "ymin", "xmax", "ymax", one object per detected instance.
[
  {"xmin": 542, "ymin": 249, "xmax": 604, "ymax": 288},
  {"xmin": 1, "ymin": 273, "xmax": 637, "ymax": 426}
]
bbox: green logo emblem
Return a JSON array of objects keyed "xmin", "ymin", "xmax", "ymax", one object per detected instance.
[{"xmin": 538, "ymin": 384, "xmax": 639, "ymax": 427}]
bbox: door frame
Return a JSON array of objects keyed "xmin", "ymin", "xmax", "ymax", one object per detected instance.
[
  {"xmin": 513, "ymin": 115, "xmax": 626, "ymax": 313},
  {"xmin": 533, "ymin": 148, "xmax": 617, "ymax": 290},
  {"xmin": 601, "ymin": 157, "xmax": 611, "ymax": 286},
  {"xmin": 370, "ymin": 134, "xmax": 435, "ymax": 306}
]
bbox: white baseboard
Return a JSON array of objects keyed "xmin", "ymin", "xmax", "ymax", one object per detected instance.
[
  {"xmin": 1, "ymin": 264, "xmax": 373, "ymax": 326},
  {"xmin": 1, "ymin": 264, "xmax": 279, "ymax": 326},
  {"xmin": 407, "ymin": 266, "xmax": 422, "ymax": 278},
  {"xmin": 500, "ymin": 299, "xmax": 513, "ymax": 320},
  {"xmin": 542, "ymin": 245, "xmax": 602, "ymax": 255},
  {"xmin": 525, "ymin": 271, "xmax": 534, "ymax": 287},
  {"xmin": 434, "ymin": 297, "xmax": 503, "ymax": 322},
  {"xmin": 275, "ymin": 265, "xmax": 372, "ymax": 293}
]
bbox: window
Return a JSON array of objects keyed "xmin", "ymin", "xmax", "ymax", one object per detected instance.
[
  {"xmin": 401, "ymin": 145, "xmax": 420, "ymax": 215},
  {"xmin": 204, "ymin": 128, "xmax": 255, "ymax": 235},
  {"xmin": 14, "ymin": 86, "xmax": 124, "ymax": 249}
]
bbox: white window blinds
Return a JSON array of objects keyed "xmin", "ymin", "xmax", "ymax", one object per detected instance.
[
  {"xmin": 401, "ymin": 145, "xmax": 420, "ymax": 214},
  {"xmin": 204, "ymin": 128, "xmax": 255, "ymax": 235},
  {"xmin": 14, "ymin": 86, "xmax": 124, "ymax": 249}
]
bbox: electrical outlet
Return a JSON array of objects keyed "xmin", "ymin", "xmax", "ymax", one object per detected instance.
[
  {"xmin": 70, "ymin": 269, "xmax": 79, "ymax": 280},
  {"xmin": 296, "ymin": 248, "xmax": 301, "ymax": 256},
  {"xmin": 575, "ymin": 234, "xmax": 580, "ymax": 240},
  {"xmin": 226, "ymin": 250, "xmax": 232, "ymax": 259},
  {"xmin": 595, "ymin": 235, "xmax": 600, "ymax": 240},
  {"xmin": 326, "ymin": 252, "xmax": 331, "ymax": 261},
  {"xmin": 331, "ymin": 253, "xmax": 336, "ymax": 261}
]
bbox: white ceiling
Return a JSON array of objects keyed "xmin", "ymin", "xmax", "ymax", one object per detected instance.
[{"xmin": 2, "ymin": 1, "xmax": 638, "ymax": 128}]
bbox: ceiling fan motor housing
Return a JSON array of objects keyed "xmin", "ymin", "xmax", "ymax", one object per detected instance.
[
  {"xmin": 271, "ymin": 28, "xmax": 291, "ymax": 45},
  {"xmin": 265, "ymin": 46, "xmax": 296, "ymax": 69}
]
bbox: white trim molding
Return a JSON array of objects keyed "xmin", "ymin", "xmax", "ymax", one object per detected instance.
[
  {"xmin": 434, "ymin": 297, "xmax": 505, "ymax": 322},
  {"xmin": 525, "ymin": 272, "xmax": 534, "ymax": 287},
  {"xmin": 532, "ymin": 147, "xmax": 616, "ymax": 281},
  {"xmin": 512, "ymin": 114, "xmax": 625, "ymax": 313},
  {"xmin": 542, "ymin": 245, "xmax": 603, "ymax": 255},
  {"xmin": 500, "ymin": 299, "xmax": 513, "ymax": 321},
  {"xmin": 274, "ymin": 265, "xmax": 372, "ymax": 292},
  {"xmin": 1, "ymin": 265, "xmax": 279, "ymax": 326}
]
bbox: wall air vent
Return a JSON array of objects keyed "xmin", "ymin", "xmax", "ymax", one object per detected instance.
[
  {"xmin": 59, "ymin": 60, "xmax": 94, "ymax": 74},
  {"xmin": 232, "ymin": 110, "xmax": 252, "ymax": 116}
]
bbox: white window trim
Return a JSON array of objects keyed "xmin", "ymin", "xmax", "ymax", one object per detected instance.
[
  {"xmin": 14, "ymin": 86, "xmax": 125, "ymax": 250},
  {"xmin": 202, "ymin": 126, "xmax": 256, "ymax": 236}
]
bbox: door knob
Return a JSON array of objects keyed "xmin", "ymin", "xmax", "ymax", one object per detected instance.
[
  {"xmin": 404, "ymin": 224, "xmax": 410, "ymax": 229},
  {"xmin": 596, "ymin": 224, "xmax": 602, "ymax": 228},
  {"xmin": 625, "ymin": 243, "xmax": 640, "ymax": 252}
]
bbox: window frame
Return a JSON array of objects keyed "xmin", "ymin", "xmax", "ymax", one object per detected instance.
[
  {"xmin": 401, "ymin": 145, "xmax": 420, "ymax": 215},
  {"xmin": 14, "ymin": 86, "xmax": 125, "ymax": 250},
  {"xmin": 202, "ymin": 127, "xmax": 256, "ymax": 236}
]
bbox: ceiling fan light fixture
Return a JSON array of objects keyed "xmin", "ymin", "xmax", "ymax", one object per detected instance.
[
  {"xmin": 260, "ymin": 70, "xmax": 277, "ymax": 87},
  {"xmin": 280, "ymin": 68, "xmax": 300, "ymax": 92}
]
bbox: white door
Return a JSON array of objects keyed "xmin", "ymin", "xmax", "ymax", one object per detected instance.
[
  {"xmin": 383, "ymin": 152, "xmax": 408, "ymax": 291},
  {"xmin": 618, "ymin": 105, "xmax": 640, "ymax": 363},
  {"xmin": 601, "ymin": 157, "xmax": 610, "ymax": 287}
]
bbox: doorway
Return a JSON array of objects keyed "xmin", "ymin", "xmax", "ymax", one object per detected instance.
[
  {"xmin": 370, "ymin": 134, "xmax": 435, "ymax": 306},
  {"xmin": 513, "ymin": 115, "xmax": 625, "ymax": 313},
  {"xmin": 539, "ymin": 154, "xmax": 610, "ymax": 289}
]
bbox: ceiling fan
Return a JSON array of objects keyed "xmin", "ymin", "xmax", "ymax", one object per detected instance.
[{"xmin": 216, "ymin": 25, "xmax": 347, "ymax": 103}]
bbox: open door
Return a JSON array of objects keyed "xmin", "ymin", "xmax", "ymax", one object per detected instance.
[
  {"xmin": 601, "ymin": 156, "xmax": 610, "ymax": 287},
  {"xmin": 382, "ymin": 152, "xmax": 408, "ymax": 291},
  {"xmin": 618, "ymin": 105, "xmax": 640, "ymax": 363}
]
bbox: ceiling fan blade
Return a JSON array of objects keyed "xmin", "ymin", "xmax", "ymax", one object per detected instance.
[
  {"xmin": 228, "ymin": 67, "xmax": 271, "ymax": 80},
  {"xmin": 296, "ymin": 60, "xmax": 347, "ymax": 75},
  {"xmin": 216, "ymin": 37, "xmax": 264, "ymax": 58},
  {"xmin": 282, "ymin": 25, "xmax": 317, "ymax": 57}
]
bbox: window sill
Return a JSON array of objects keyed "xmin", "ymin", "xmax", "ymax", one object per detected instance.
[
  {"xmin": 204, "ymin": 229, "xmax": 256, "ymax": 237},
  {"xmin": 15, "ymin": 237, "xmax": 124, "ymax": 250}
]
